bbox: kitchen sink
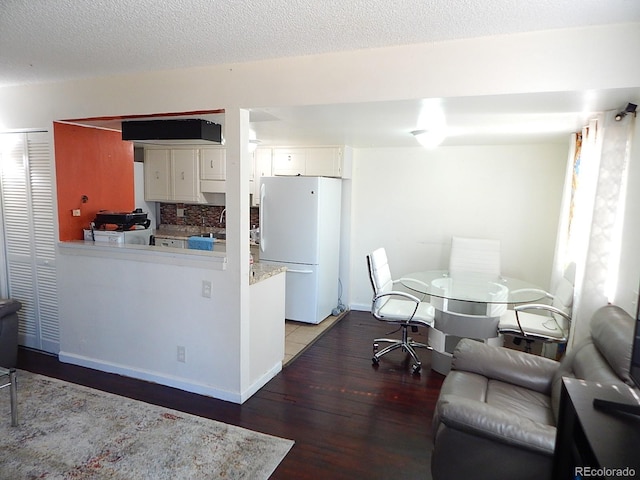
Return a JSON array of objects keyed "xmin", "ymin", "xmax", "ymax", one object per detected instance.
[{"xmin": 198, "ymin": 232, "xmax": 226, "ymax": 240}]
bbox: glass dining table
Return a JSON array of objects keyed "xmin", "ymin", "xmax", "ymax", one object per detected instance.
[{"xmin": 400, "ymin": 270, "xmax": 548, "ymax": 374}]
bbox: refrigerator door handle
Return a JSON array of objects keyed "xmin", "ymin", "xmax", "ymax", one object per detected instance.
[
  {"xmin": 287, "ymin": 269, "xmax": 314, "ymax": 274},
  {"xmin": 260, "ymin": 183, "xmax": 265, "ymax": 253}
]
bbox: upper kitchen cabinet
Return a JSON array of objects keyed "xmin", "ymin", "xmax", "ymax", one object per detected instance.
[
  {"xmin": 144, "ymin": 146, "xmax": 207, "ymax": 204},
  {"xmin": 200, "ymin": 147, "xmax": 226, "ymax": 180},
  {"xmin": 252, "ymin": 147, "xmax": 272, "ymax": 206},
  {"xmin": 172, "ymin": 148, "xmax": 201, "ymax": 202},
  {"xmin": 200, "ymin": 146, "xmax": 226, "ymax": 194},
  {"xmin": 144, "ymin": 148, "xmax": 171, "ymax": 201},
  {"xmin": 271, "ymin": 146, "xmax": 350, "ymax": 178},
  {"xmin": 272, "ymin": 148, "xmax": 305, "ymax": 176}
]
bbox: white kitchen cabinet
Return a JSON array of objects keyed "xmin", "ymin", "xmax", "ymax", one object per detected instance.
[
  {"xmin": 272, "ymin": 148, "xmax": 305, "ymax": 176},
  {"xmin": 144, "ymin": 149, "xmax": 171, "ymax": 201},
  {"xmin": 144, "ymin": 147, "xmax": 206, "ymax": 203},
  {"xmin": 306, "ymin": 147, "xmax": 343, "ymax": 177},
  {"xmin": 252, "ymin": 147, "xmax": 272, "ymax": 206},
  {"xmin": 172, "ymin": 148, "xmax": 201, "ymax": 202},
  {"xmin": 271, "ymin": 146, "xmax": 346, "ymax": 178},
  {"xmin": 200, "ymin": 146, "xmax": 226, "ymax": 194},
  {"xmin": 200, "ymin": 147, "xmax": 226, "ymax": 180},
  {"xmin": 254, "ymin": 147, "xmax": 273, "ymax": 179}
]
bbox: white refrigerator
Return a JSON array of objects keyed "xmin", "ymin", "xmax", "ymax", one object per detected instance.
[{"xmin": 259, "ymin": 176, "xmax": 342, "ymax": 324}]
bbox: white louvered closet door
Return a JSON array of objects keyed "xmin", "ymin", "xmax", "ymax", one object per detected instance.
[{"xmin": 0, "ymin": 131, "xmax": 59, "ymax": 353}]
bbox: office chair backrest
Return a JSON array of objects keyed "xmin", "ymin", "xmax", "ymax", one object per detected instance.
[
  {"xmin": 449, "ymin": 236, "xmax": 501, "ymax": 278},
  {"xmin": 367, "ymin": 248, "xmax": 393, "ymax": 312}
]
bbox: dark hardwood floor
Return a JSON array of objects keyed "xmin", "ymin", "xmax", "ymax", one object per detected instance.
[{"xmin": 17, "ymin": 310, "xmax": 445, "ymax": 479}]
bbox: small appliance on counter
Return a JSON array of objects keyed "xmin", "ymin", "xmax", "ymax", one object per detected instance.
[
  {"xmin": 92, "ymin": 209, "xmax": 151, "ymax": 231},
  {"xmin": 84, "ymin": 209, "xmax": 153, "ymax": 245}
]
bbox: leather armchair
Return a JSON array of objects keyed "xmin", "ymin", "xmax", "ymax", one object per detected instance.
[
  {"xmin": 431, "ymin": 305, "xmax": 636, "ymax": 480},
  {"xmin": 0, "ymin": 299, "xmax": 22, "ymax": 368}
]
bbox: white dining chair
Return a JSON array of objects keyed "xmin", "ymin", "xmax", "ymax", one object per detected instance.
[{"xmin": 448, "ymin": 236, "xmax": 501, "ymax": 279}]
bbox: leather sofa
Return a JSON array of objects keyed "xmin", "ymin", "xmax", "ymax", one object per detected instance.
[
  {"xmin": 0, "ymin": 299, "xmax": 22, "ymax": 368},
  {"xmin": 431, "ymin": 305, "xmax": 636, "ymax": 480}
]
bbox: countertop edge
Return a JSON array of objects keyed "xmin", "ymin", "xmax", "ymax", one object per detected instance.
[
  {"xmin": 250, "ymin": 263, "xmax": 287, "ymax": 285},
  {"xmin": 59, "ymin": 241, "xmax": 227, "ymax": 270}
]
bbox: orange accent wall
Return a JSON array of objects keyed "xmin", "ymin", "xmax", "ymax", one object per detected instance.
[{"xmin": 54, "ymin": 122, "xmax": 135, "ymax": 241}]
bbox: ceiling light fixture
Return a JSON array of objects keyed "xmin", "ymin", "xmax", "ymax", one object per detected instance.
[{"xmin": 410, "ymin": 129, "xmax": 446, "ymax": 148}]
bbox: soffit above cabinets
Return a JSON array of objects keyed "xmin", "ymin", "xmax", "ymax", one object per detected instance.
[{"xmin": 63, "ymin": 88, "xmax": 640, "ymax": 149}]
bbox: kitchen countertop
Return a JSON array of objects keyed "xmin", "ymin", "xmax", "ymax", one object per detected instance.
[
  {"xmin": 155, "ymin": 225, "xmax": 225, "ymax": 241},
  {"xmin": 154, "ymin": 225, "xmax": 273, "ymax": 284},
  {"xmin": 155, "ymin": 225, "xmax": 261, "ymax": 249},
  {"xmin": 250, "ymin": 262, "xmax": 286, "ymax": 285}
]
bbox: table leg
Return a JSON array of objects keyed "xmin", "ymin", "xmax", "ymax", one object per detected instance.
[{"xmin": 9, "ymin": 368, "xmax": 17, "ymax": 427}]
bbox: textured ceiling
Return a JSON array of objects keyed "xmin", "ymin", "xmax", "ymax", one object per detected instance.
[
  {"xmin": 2, "ymin": 0, "xmax": 640, "ymax": 87},
  {"xmin": 3, "ymin": 1, "xmax": 640, "ymax": 147}
]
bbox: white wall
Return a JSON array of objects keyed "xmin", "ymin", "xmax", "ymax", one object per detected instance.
[
  {"xmin": 57, "ymin": 246, "xmax": 242, "ymax": 399},
  {"xmin": 0, "ymin": 23, "xmax": 638, "ymax": 397},
  {"xmin": 349, "ymin": 143, "xmax": 569, "ymax": 309}
]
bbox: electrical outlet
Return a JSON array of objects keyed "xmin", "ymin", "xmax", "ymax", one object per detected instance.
[
  {"xmin": 72, "ymin": 209, "xmax": 81, "ymax": 217},
  {"xmin": 176, "ymin": 208, "xmax": 185, "ymax": 217},
  {"xmin": 202, "ymin": 280, "xmax": 212, "ymax": 298},
  {"xmin": 177, "ymin": 346, "xmax": 186, "ymax": 363}
]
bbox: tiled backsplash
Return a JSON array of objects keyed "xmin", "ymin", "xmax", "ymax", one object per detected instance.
[{"xmin": 160, "ymin": 203, "xmax": 259, "ymax": 229}]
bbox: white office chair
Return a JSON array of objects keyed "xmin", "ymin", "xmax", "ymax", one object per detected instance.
[
  {"xmin": 426, "ymin": 236, "xmax": 504, "ymax": 373},
  {"xmin": 449, "ymin": 236, "xmax": 502, "ymax": 279},
  {"xmin": 442, "ymin": 235, "xmax": 504, "ymax": 324},
  {"xmin": 366, "ymin": 247, "xmax": 434, "ymax": 374},
  {"xmin": 498, "ymin": 262, "xmax": 575, "ymax": 355}
]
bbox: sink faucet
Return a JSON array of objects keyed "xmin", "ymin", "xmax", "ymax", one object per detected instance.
[{"xmin": 219, "ymin": 208, "xmax": 226, "ymax": 226}]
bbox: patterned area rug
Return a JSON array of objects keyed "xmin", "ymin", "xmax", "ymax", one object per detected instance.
[{"xmin": 0, "ymin": 371, "xmax": 293, "ymax": 479}]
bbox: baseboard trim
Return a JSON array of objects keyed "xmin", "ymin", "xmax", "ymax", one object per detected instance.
[
  {"xmin": 349, "ymin": 303, "xmax": 370, "ymax": 312},
  {"xmin": 58, "ymin": 351, "xmax": 280, "ymax": 404},
  {"xmin": 240, "ymin": 362, "xmax": 282, "ymax": 403}
]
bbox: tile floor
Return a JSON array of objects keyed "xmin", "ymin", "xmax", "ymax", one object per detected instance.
[{"xmin": 283, "ymin": 312, "xmax": 346, "ymax": 366}]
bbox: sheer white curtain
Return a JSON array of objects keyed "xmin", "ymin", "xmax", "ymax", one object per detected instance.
[{"xmin": 552, "ymin": 110, "xmax": 636, "ymax": 348}]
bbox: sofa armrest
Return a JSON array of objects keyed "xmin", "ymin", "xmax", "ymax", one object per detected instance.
[
  {"xmin": 452, "ymin": 339, "xmax": 559, "ymax": 394},
  {"xmin": 436, "ymin": 394, "xmax": 556, "ymax": 455}
]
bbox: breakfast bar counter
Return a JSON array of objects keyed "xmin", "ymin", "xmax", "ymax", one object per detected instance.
[{"xmin": 57, "ymin": 239, "xmax": 287, "ymax": 404}]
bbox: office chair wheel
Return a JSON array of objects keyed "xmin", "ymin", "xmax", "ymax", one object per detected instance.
[
  {"xmin": 412, "ymin": 364, "xmax": 421, "ymax": 374},
  {"xmin": 372, "ymin": 356, "xmax": 379, "ymax": 366}
]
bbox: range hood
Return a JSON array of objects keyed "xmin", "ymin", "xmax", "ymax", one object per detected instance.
[{"xmin": 121, "ymin": 119, "xmax": 222, "ymax": 145}]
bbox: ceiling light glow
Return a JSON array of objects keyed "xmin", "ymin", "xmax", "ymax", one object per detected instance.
[
  {"xmin": 412, "ymin": 99, "xmax": 447, "ymax": 148},
  {"xmin": 411, "ymin": 129, "xmax": 447, "ymax": 148}
]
